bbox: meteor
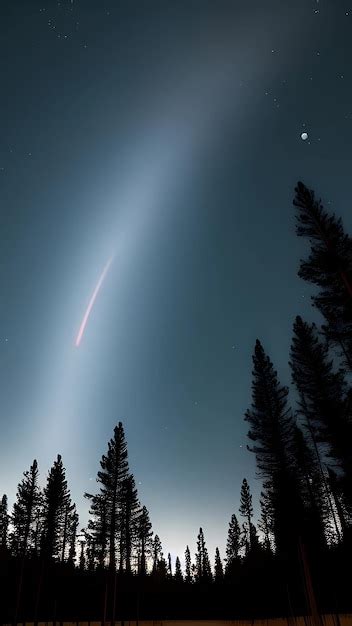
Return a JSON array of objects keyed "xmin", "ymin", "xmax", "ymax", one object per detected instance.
[{"xmin": 75, "ymin": 255, "xmax": 114, "ymax": 347}]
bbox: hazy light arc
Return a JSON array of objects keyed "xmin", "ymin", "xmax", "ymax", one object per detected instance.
[{"xmin": 75, "ymin": 255, "xmax": 114, "ymax": 347}]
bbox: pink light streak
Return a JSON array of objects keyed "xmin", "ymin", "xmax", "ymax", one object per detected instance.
[{"xmin": 75, "ymin": 255, "xmax": 114, "ymax": 347}]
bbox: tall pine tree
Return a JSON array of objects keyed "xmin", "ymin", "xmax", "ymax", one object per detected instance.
[
  {"xmin": 290, "ymin": 315, "xmax": 352, "ymax": 527},
  {"xmin": 175, "ymin": 556, "xmax": 183, "ymax": 582},
  {"xmin": 11, "ymin": 460, "xmax": 42, "ymax": 557},
  {"xmin": 185, "ymin": 545, "xmax": 192, "ymax": 583},
  {"xmin": 245, "ymin": 340, "xmax": 304, "ymax": 556},
  {"xmin": 85, "ymin": 493, "xmax": 108, "ymax": 568},
  {"xmin": 293, "ymin": 180, "xmax": 352, "ymax": 371},
  {"xmin": 120, "ymin": 474, "xmax": 140, "ymax": 573},
  {"xmin": 225, "ymin": 513, "xmax": 241, "ymax": 574},
  {"xmin": 194, "ymin": 528, "xmax": 212, "ymax": 583},
  {"xmin": 136, "ymin": 505, "xmax": 153, "ymax": 575},
  {"xmin": 239, "ymin": 478, "xmax": 254, "ymax": 550},
  {"xmin": 85, "ymin": 423, "xmax": 129, "ymax": 570},
  {"xmin": 0, "ymin": 495, "xmax": 8, "ymax": 551},
  {"xmin": 41, "ymin": 455, "xmax": 75, "ymax": 561},
  {"xmin": 214, "ymin": 547, "xmax": 224, "ymax": 582},
  {"xmin": 152, "ymin": 534, "xmax": 163, "ymax": 572}
]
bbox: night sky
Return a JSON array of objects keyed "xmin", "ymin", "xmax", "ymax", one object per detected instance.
[{"xmin": 2, "ymin": 0, "xmax": 352, "ymax": 568}]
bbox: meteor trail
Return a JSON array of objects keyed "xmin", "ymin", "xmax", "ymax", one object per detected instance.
[{"xmin": 75, "ymin": 255, "xmax": 114, "ymax": 347}]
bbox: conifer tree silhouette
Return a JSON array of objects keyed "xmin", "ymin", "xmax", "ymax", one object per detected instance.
[
  {"xmin": 290, "ymin": 315, "xmax": 352, "ymax": 526},
  {"xmin": 11, "ymin": 459, "xmax": 42, "ymax": 556},
  {"xmin": 136, "ymin": 505, "xmax": 153, "ymax": 575},
  {"xmin": 120, "ymin": 474, "xmax": 140, "ymax": 573},
  {"xmin": 41, "ymin": 455, "xmax": 74, "ymax": 560},
  {"xmin": 239, "ymin": 478, "xmax": 254, "ymax": 550},
  {"xmin": 61, "ymin": 497, "xmax": 76, "ymax": 562},
  {"xmin": 292, "ymin": 424, "xmax": 327, "ymax": 549},
  {"xmin": 156, "ymin": 551, "xmax": 168, "ymax": 577},
  {"xmin": 167, "ymin": 552, "xmax": 172, "ymax": 578},
  {"xmin": 0, "ymin": 495, "xmax": 8, "ymax": 550},
  {"xmin": 152, "ymin": 534, "xmax": 163, "ymax": 572},
  {"xmin": 68, "ymin": 505, "xmax": 79, "ymax": 564},
  {"xmin": 293, "ymin": 181, "xmax": 352, "ymax": 370},
  {"xmin": 195, "ymin": 527, "xmax": 212, "ymax": 582},
  {"xmin": 248, "ymin": 522, "xmax": 261, "ymax": 552},
  {"xmin": 225, "ymin": 513, "xmax": 241, "ymax": 574},
  {"xmin": 241, "ymin": 522, "xmax": 249, "ymax": 556},
  {"xmin": 214, "ymin": 547, "xmax": 224, "ymax": 582},
  {"xmin": 174, "ymin": 555, "xmax": 183, "ymax": 581},
  {"xmin": 245, "ymin": 340, "xmax": 304, "ymax": 556},
  {"xmin": 258, "ymin": 491, "xmax": 273, "ymax": 552},
  {"xmin": 85, "ymin": 422, "xmax": 129, "ymax": 570},
  {"xmin": 184, "ymin": 545, "xmax": 192, "ymax": 583},
  {"xmin": 85, "ymin": 493, "xmax": 108, "ymax": 567}
]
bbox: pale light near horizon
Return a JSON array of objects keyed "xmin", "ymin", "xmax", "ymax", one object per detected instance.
[{"xmin": 75, "ymin": 255, "xmax": 114, "ymax": 347}]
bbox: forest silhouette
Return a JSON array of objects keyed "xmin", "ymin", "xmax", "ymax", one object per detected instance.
[{"xmin": 1, "ymin": 181, "xmax": 352, "ymax": 622}]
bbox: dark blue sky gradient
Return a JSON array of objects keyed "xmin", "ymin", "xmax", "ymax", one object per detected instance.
[{"xmin": 1, "ymin": 0, "xmax": 352, "ymax": 565}]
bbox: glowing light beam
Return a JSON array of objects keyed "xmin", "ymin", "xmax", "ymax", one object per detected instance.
[{"xmin": 75, "ymin": 255, "xmax": 114, "ymax": 347}]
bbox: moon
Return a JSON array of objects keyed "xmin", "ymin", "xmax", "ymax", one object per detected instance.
[{"xmin": 301, "ymin": 132, "xmax": 308, "ymax": 140}]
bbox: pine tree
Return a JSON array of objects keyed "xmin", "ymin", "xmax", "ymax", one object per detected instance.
[
  {"xmin": 185, "ymin": 545, "xmax": 192, "ymax": 583},
  {"xmin": 292, "ymin": 424, "xmax": 327, "ymax": 548},
  {"xmin": 41, "ymin": 455, "xmax": 74, "ymax": 560},
  {"xmin": 175, "ymin": 556, "xmax": 183, "ymax": 582},
  {"xmin": 152, "ymin": 534, "xmax": 163, "ymax": 572},
  {"xmin": 156, "ymin": 552, "xmax": 168, "ymax": 577},
  {"xmin": 85, "ymin": 423, "xmax": 130, "ymax": 570},
  {"xmin": 136, "ymin": 505, "xmax": 153, "ymax": 575},
  {"xmin": 241, "ymin": 522, "xmax": 249, "ymax": 556},
  {"xmin": 68, "ymin": 506, "xmax": 79, "ymax": 564},
  {"xmin": 33, "ymin": 506, "xmax": 43, "ymax": 555},
  {"xmin": 120, "ymin": 474, "xmax": 140, "ymax": 573},
  {"xmin": 245, "ymin": 340, "xmax": 305, "ymax": 556},
  {"xmin": 11, "ymin": 460, "xmax": 42, "ymax": 556},
  {"xmin": 239, "ymin": 479, "xmax": 254, "ymax": 550},
  {"xmin": 249, "ymin": 522, "xmax": 261, "ymax": 551},
  {"xmin": 293, "ymin": 180, "xmax": 352, "ymax": 370},
  {"xmin": 290, "ymin": 316, "xmax": 352, "ymax": 525},
  {"xmin": 0, "ymin": 495, "xmax": 9, "ymax": 550},
  {"xmin": 225, "ymin": 513, "xmax": 241, "ymax": 573},
  {"xmin": 61, "ymin": 498, "xmax": 76, "ymax": 562},
  {"xmin": 85, "ymin": 493, "xmax": 108, "ymax": 567},
  {"xmin": 258, "ymin": 490, "xmax": 273, "ymax": 552},
  {"xmin": 214, "ymin": 547, "xmax": 224, "ymax": 582},
  {"xmin": 195, "ymin": 528, "xmax": 212, "ymax": 582},
  {"xmin": 167, "ymin": 552, "xmax": 172, "ymax": 578}
]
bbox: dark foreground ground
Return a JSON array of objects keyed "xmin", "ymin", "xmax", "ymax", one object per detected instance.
[{"xmin": 1, "ymin": 547, "xmax": 351, "ymax": 623}]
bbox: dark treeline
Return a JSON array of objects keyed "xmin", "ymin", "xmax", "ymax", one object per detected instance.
[{"xmin": 1, "ymin": 181, "xmax": 352, "ymax": 622}]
